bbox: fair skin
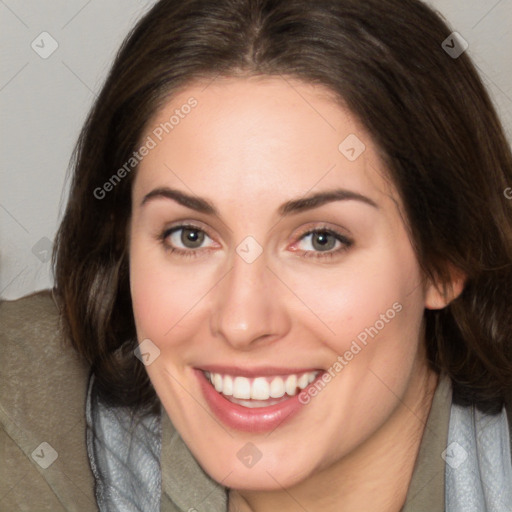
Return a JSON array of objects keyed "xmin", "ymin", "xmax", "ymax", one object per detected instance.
[{"xmin": 129, "ymin": 75, "xmax": 463, "ymax": 511}]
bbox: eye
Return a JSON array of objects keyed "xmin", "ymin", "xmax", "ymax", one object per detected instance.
[
  {"xmin": 158, "ymin": 223, "xmax": 353, "ymax": 260},
  {"xmin": 292, "ymin": 226, "xmax": 353, "ymax": 260},
  {"xmin": 158, "ymin": 224, "xmax": 216, "ymax": 258}
]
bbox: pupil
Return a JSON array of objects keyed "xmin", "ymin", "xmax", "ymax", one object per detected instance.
[
  {"xmin": 313, "ymin": 232, "xmax": 334, "ymax": 251},
  {"xmin": 183, "ymin": 228, "xmax": 203, "ymax": 247}
]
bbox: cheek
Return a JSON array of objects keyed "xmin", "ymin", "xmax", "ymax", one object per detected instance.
[
  {"xmin": 285, "ymin": 244, "xmax": 425, "ymax": 360},
  {"xmin": 129, "ymin": 236, "xmax": 213, "ymax": 345},
  {"xmin": 129, "ymin": 234, "xmax": 177, "ymax": 341}
]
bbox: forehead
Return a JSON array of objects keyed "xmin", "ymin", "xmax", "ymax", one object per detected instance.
[{"xmin": 133, "ymin": 76, "xmax": 397, "ymax": 212}]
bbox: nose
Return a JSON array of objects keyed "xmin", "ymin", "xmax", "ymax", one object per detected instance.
[{"xmin": 209, "ymin": 247, "xmax": 290, "ymax": 350}]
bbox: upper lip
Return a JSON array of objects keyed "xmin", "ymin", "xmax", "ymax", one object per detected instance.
[{"xmin": 196, "ymin": 365, "xmax": 323, "ymax": 377}]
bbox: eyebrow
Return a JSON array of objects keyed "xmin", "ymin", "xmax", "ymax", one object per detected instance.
[{"xmin": 140, "ymin": 186, "xmax": 379, "ymax": 216}]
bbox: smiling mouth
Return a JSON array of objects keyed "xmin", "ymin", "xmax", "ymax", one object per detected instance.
[{"xmin": 203, "ymin": 370, "xmax": 320, "ymax": 408}]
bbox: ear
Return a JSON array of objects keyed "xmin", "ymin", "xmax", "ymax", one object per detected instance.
[{"xmin": 424, "ymin": 264, "xmax": 466, "ymax": 310}]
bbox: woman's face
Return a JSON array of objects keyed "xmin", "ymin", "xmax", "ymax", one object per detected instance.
[{"xmin": 129, "ymin": 76, "xmax": 440, "ymax": 489}]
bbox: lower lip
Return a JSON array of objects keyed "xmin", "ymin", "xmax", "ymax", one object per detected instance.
[{"xmin": 195, "ymin": 369, "xmax": 322, "ymax": 433}]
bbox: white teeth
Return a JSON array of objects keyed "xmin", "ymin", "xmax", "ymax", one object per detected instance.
[
  {"xmin": 297, "ymin": 373, "xmax": 309, "ymax": 390},
  {"xmin": 251, "ymin": 377, "xmax": 270, "ymax": 400},
  {"xmin": 284, "ymin": 375, "xmax": 297, "ymax": 396},
  {"xmin": 213, "ymin": 373, "xmax": 223, "ymax": 393},
  {"xmin": 269, "ymin": 377, "xmax": 286, "ymax": 398},
  {"xmin": 228, "ymin": 397, "xmax": 289, "ymax": 408},
  {"xmin": 233, "ymin": 376, "xmax": 251, "ymax": 399},
  {"xmin": 206, "ymin": 370, "xmax": 319, "ymax": 401},
  {"xmin": 223, "ymin": 375, "xmax": 233, "ymax": 396}
]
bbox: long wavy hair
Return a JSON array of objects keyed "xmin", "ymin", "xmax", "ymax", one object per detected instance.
[{"xmin": 52, "ymin": 0, "xmax": 512, "ymax": 415}]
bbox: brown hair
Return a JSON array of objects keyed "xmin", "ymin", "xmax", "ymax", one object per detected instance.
[{"xmin": 52, "ymin": 0, "xmax": 512, "ymax": 415}]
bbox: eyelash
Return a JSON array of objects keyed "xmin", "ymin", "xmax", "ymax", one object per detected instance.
[{"xmin": 157, "ymin": 223, "xmax": 353, "ymax": 260}]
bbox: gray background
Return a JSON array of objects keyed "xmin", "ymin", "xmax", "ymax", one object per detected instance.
[{"xmin": 1, "ymin": 0, "xmax": 511, "ymax": 300}]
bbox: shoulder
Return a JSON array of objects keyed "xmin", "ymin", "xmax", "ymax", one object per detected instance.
[{"xmin": 0, "ymin": 290, "xmax": 97, "ymax": 511}]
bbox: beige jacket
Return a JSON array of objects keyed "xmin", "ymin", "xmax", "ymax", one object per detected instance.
[{"xmin": 1, "ymin": 291, "xmax": 511, "ymax": 511}]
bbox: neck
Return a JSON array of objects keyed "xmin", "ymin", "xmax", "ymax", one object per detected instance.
[{"xmin": 228, "ymin": 363, "xmax": 439, "ymax": 512}]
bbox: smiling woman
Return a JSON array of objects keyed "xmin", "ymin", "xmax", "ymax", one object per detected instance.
[{"xmin": 2, "ymin": 0, "xmax": 512, "ymax": 511}]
